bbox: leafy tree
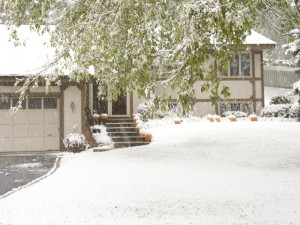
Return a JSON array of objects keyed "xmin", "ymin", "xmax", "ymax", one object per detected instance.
[{"xmin": 1, "ymin": 0, "xmax": 258, "ymax": 114}]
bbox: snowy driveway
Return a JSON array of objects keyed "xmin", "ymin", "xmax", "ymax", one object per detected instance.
[
  {"xmin": 0, "ymin": 120, "xmax": 300, "ymax": 225},
  {"xmin": 0, "ymin": 154, "xmax": 58, "ymax": 196}
]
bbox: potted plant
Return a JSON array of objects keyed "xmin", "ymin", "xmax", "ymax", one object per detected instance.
[
  {"xmin": 215, "ymin": 115, "xmax": 221, "ymax": 122},
  {"xmin": 139, "ymin": 128, "xmax": 146, "ymax": 137}
]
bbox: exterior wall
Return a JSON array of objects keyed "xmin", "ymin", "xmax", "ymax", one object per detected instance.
[{"xmin": 63, "ymin": 86, "xmax": 82, "ymax": 137}]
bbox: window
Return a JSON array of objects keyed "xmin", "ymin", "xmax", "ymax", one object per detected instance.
[
  {"xmin": 220, "ymin": 102, "xmax": 250, "ymax": 115},
  {"xmin": 44, "ymin": 98, "xmax": 57, "ymax": 109},
  {"xmin": 28, "ymin": 98, "xmax": 42, "ymax": 109},
  {"xmin": 12, "ymin": 98, "xmax": 26, "ymax": 109},
  {"xmin": 0, "ymin": 97, "xmax": 10, "ymax": 110},
  {"xmin": 221, "ymin": 53, "xmax": 251, "ymax": 77}
]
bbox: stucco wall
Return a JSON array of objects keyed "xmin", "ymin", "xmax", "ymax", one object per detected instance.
[{"xmin": 64, "ymin": 86, "xmax": 82, "ymax": 137}]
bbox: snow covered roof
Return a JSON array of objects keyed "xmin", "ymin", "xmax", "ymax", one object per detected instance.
[
  {"xmin": 244, "ymin": 30, "xmax": 276, "ymax": 47},
  {"xmin": 0, "ymin": 25, "xmax": 55, "ymax": 76}
]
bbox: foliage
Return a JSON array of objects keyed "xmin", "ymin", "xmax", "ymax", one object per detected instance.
[
  {"xmin": 63, "ymin": 133, "xmax": 86, "ymax": 152},
  {"xmin": 270, "ymin": 93, "xmax": 294, "ymax": 105},
  {"xmin": 222, "ymin": 111, "xmax": 248, "ymax": 118},
  {"xmin": 1, "ymin": 0, "xmax": 258, "ymax": 113},
  {"xmin": 261, "ymin": 103, "xmax": 300, "ymax": 118}
]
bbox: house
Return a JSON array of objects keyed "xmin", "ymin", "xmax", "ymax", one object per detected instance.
[{"xmin": 0, "ymin": 25, "xmax": 276, "ymax": 152}]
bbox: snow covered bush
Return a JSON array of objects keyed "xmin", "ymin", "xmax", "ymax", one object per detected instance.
[
  {"xmin": 260, "ymin": 104, "xmax": 291, "ymax": 118},
  {"xmin": 289, "ymin": 104, "xmax": 300, "ymax": 118},
  {"xmin": 293, "ymin": 80, "xmax": 300, "ymax": 104},
  {"xmin": 64, "ymin": 133, "xmax": 86, "ymax": 152},
  {"xmin": 222, "ymin": 111, "xmax": 248, "ymax": 118},
  {"xmin": 91, "ymin": 125, "xmax": 113, "ymax": 149},
  {"xmin": 270, "ymin": 94, "xmax": 294, "ymax": 105},
  {"xmin": 137, "ymin": 102, "xmax": 151, "ymax": 120}
]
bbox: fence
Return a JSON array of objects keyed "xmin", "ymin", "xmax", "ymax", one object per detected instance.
[{"xmin": 264, "ymin": 66, "xmax": 300, "ymax": 88}]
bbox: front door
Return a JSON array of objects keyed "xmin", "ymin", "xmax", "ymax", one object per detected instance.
[
  {"xmin": 93, "ymin": 82, "xmax": 129, "ymax": 117},
  {"xmin": 108, "ymin": 93, "xmax": 130, "ymax": 117}
]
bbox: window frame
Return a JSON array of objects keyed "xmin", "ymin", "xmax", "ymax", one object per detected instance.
[
  {"xmin": 220, "ymin": 102, "xmax": 251, "ymax": 115},
  {"xmin": 220, "ymin": 52, "xmax": 252, "ymax": 77}
]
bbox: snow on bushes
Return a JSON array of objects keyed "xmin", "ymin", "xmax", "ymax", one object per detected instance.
[
  {"xmin": 91, "ymin": 125, "xmax": 113, "ymax": 149},
  {"xmin": 260, "ymin": 104, "xmax": 291, "ymax": 118},
  {"xmin": 64, "ymin": 133, "xmax": 87, "ymax": 152},
  {"xmin": 269, "ymin": 93, "xmax": 293, "ymax": 105},
  {"xmin": 222, "ymin": 111, "xmax": 248, "ymax": 118},
  {"xmin": 137, "ymin": 102, "xmax": 151, "ymax": 120}
]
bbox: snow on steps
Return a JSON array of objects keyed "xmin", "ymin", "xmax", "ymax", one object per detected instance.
[{"xmin": 94, "ymin": 117, "xmax": 150, "ymax": 150}]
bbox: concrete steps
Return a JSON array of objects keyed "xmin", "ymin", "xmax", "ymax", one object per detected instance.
[{"xmin": 104, "ymin": 117, "xmax": 150, "ymax": 148}]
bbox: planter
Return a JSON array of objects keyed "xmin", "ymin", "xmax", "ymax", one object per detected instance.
[
  {"xmin": 249, "ymin": 117, "xmax": 257, "ymax": 122},
  {"xmin": 145, "ymin": 133, "xmax": 152, "ymax": 142},
  {"xmin": 215, "ymin": 117, "xmax": 221, "ymax": 122}
]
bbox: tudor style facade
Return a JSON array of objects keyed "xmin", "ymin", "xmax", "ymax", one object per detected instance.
[{"xmin": 0, "ymin": 25, "xmax": 276, "ymax": 152}]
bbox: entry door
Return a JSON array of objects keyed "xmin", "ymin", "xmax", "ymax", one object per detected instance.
[{"xmin": 108, "ymin": 94, "xmax": 130, "ymax": 117}]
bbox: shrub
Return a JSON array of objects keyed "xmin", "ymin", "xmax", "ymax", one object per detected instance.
[
  {"xmin": 289, "ymin": 104, "xmax": 300, "ymax": 118},
  {"xmin": 260, "ymin": 104, "xmax": 291, "ymax": 118},
  {"xmin": 270, "ymin": 94, "xmax": 294, "ymax": 105},
  {"xmin": 137, "ymin": 101, "xmax": 152, "ymax": 120},
  {"xmin": 222, "ymin": 111, "xmax": 248, "ymax": 118},
  {"xmin": 63, "ymin": 133, "xmax": 86, "ymax": 152}
]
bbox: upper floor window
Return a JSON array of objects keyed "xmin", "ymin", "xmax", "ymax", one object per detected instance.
[{"xmin": 221, "ymin": 53, "xmax": 251, "ymax": 77}]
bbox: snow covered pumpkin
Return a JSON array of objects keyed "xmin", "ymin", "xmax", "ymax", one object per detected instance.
[
  {"xmin": 63, "ymin": 133, "xmax": 86, "ymax": 152},
  {"xmin": 207, "ymin": 115, "xmax": 214, "ymax": 122},
  {"xmin": 174, "ymin": 117, "xmax": 181, "ymax": 124},
  {"xmin": 248, "ymin": 114, "xmax": 258, "ymax": 122},
  {"xmin": 99, "ymin": 113, "xmax": 108, "ymax": 120},
  {"xmin": 227, "ymin": 115, "xmax": 237, "ymax": 122},
  {"xmin": 136, "ymin": 124, "xmax": 144, "ymax": 132},
  {"xmin": 145, "ymin": 131, "xmax": 152, "ymax": 142},
  {"xmin": 215, "ymin": 116, "xmax": 221, "ymax": 122},
  {"xmin": 139, "ymin": 128, "xmax": 146, "ymax": 137}
]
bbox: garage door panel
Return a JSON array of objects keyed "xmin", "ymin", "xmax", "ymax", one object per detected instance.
[
  {"xmin": 28, "ymin": 124, "xmax": 43, "ymax": 137},
  {"xmin": 13, "ymin": 138, "xmax": 28, "ymax": 151},
  {"xmin": 0, "ymin": 125, "xmax": 12, "ymax": 138},
  {"xmin": 44, "ymin": 110, "xmax": 59, "ymax": 123},
  {"xmin": 44, "ymin": 124, "xmax": 59, "ymax": 137},
  {"xmin": 13, "ymin": 125, "xmax": 28, "ymax": 137},
  {"xmin": 28, "ymin": 111, "xmax": 43, "ymax": 124},
  {"xmin": 28, "ymin": 137, "xmax": 43, "ymax": 151},
  {"xmin": 44, "ymin": 137, "xmax": 59, "ymax": 150},
  {"xmin": 12, "ymin": 111, "xmax": 27, "ymax": 124},
  {"xmin": 0, "ymin": 111, "xmax": 12, "ymax": 124},
  {"xmin": 0, "ymin": 138, "xmax": 12, "ymax": 151}
]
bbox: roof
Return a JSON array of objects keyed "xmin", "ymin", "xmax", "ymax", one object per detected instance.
[
  {"xmin": 244, "ymin": 30, "xmax": 276, "ymax": 47},
  {"xmin": 0, "ymin": 26, "xmax": 276, "ymax": 77}
]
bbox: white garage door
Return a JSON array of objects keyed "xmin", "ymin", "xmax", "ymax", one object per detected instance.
[{"xmin": 0, "ymin": 97, "xmax": 60, "ymax": 152}]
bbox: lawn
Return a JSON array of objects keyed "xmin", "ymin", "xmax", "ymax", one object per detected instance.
[{"xmin": 0, "ymin": 119, "xmax": 300, "ymax": 225}]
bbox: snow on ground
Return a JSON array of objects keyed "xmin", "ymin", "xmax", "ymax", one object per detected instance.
[{"xmin": 0, "ymin": 119, "xmax": 300, "ymax": 225}]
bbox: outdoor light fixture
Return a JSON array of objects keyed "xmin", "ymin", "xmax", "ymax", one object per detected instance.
[{"xmin": 71, "ymin": 102, "xmax": 75, "ymax": 113}]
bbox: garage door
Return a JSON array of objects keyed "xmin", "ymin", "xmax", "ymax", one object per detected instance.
[{"xmin": 0, "ymin": 97, "xmax": 60, "ymax": 152}]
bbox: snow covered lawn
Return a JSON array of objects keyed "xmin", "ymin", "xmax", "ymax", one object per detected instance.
[{"xmin": 0, "ymin": 120, "xmax": 300, "ymax": 225}]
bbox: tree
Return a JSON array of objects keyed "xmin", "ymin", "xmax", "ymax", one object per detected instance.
[{"xmin": 1, "ymin": 0, "xmax": 258, "ymax": 114}]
